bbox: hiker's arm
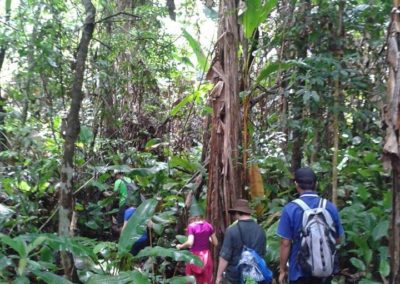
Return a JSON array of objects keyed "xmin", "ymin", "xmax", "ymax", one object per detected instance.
[
  {"xmin": 176, "ymin": 234, "xmax": 194, "ymax": 250},
  {"xmin": 210, "ymin": 233, "xmax": 218, "ymax": 246},
  {"xmin": 279, "ymin": 238, "xmax": 291, "ymax": 283},
  {"xmin": 121, "ymin": 220, "xmax": 128, "ymax": 233},
  {"xmin": 216, "ymin": 256, "xmax": 228, "ymax": 284}
]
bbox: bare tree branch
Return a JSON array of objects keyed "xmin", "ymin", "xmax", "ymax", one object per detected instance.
[{"xmin": 95, "ymin": 11, "xmax": 140, "ymax": 24}]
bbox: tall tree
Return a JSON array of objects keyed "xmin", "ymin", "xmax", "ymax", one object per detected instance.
[
  {"xmin": 58, "ymin": 0, "xmax": 95, "ymax": 280},
  {"xmin": 290, "ymin": 0, "xmax": 311, "ymax": 173},
  {"xmin": 383, "ymin": 2, "xmax": 400, "ymax": 283},
  {"xmin": 206, "ymin": 0, "xmax": 242, "ymax": 239},
  {"xmin": 331, "ymin": 0, "xmax": 345, "ymax": 205},
  {"xmin": 0, "ymin": 0, "xmax": 12, "ymax": 151}
]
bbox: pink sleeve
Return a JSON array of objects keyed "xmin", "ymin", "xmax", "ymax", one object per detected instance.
[{"xmin": 187, "ymin": 224, "xmax": 195, "ymax": 236}]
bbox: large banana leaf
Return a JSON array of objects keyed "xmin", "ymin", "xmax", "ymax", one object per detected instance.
[
  {"xmin": 182, "ymin": 29, "xmax": 209, "ymax": 72},
  {"xmin": 240, "ymin": 0, "xmax": 278, "ymax": 39},
  {"xmin": 86, "ymin": 271, "xmax": 149, "ymax": 284},
  {"xmin": 256, "ymin": 62, "xmax": 291, "ymax": 83},
  {"xmin": 136, "ymin": 246, "xmax": 203, "ymax": 267},
  {"xmin": 118, "ymin": 198, "xmax": 158, "ymax": 256}
]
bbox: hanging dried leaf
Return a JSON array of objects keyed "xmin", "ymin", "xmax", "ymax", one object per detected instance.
[{"xmin": 248, "ymin": 164, "xmax": 265, "ymax": 216}]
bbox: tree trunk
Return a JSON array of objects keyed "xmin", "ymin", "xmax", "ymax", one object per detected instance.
[
  {"xmin": 0, "ymin": 0, "xmax": 11, "ymax": 152},
  {"xmin": 277, "ymin": 0, "xmax": 296, "ymax": 153},
  {"xmin": 290, "ymin": 0, "xmax": 310, "ymax": 173},
  {"xmin": 331, "ymin": 0, "xmax": 345, "ymax": 205},
  {"xmin": 58, "ymin": 0, "xmax": 95, "ymax": 280},
  {"xmin": 206, "ymin": 0, "xmax": 241, "ymax": 245},
  {"xmin": 383, "ymin": 3, "xmax": 400, "ymax": 283}
]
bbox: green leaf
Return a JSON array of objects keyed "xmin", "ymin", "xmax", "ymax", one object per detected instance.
[
  {"xmin": 359, "ymin": 280, "xmax": 382, "ymax": 284},
  {"xmin": 379, "ymin": 258, "xmax": 390, "ymax": 277},
  {"xmin": 372, "ymin": 220, "xmax": 389, "ymax": 241},
  {"xmin": 350, "ymin": 257, "xmax": 366, "ymax": 271},
  {"xmin": 169, "ymin": 156, "xmax": 196, "ymax": 172},
  {"xmin": 176, "ymin": 235, "xmax": 188, "ymax": 244},
  {"xmin": 136, "ymin": 246, "xmax": 203, "ymax": 267},
  {"xmin": 151, "ymin": 222, "xmax": 164, "ymax": 235},
  {"xmin": 118, "ymin": 199, "xmax": 158, "ymax": 256},
  {"xmin": 93, "ymin": 241, "xmax": 117, "ymax": 255},
  {"xmin": 17, "ymin": 257, "xmax": 27, "ymax": 276},
  {"xmin": 182, "ymin": 29, "xmax": 208, "ymax": 72},
  {"xmin": 39, "ymin": 246, "xmax": 53, "ymax": 263},
  {"xmin": 85, "ymin": 220, "xmax": 100, "ymax": 230},
  {"xmin": 171, "ymin": 92, "xmax": 195, "ymax": 116},
  {"xmin": 18, "ymin": 181, "xmax": 31, "ymax": 192},
  {"xmin": 14, "ymin": 276, "xmax": 30, "ymax": 284},
  {"xmin": 79, "ymin": 126, "xmax": 93, "ymax": 144},
  {"xmin": 0, "ymin": 255, "xmax": 13, "ymax": 271},
  {"xmin": 87, "ymin": 271, "xmax": 149, "ymax": 284},
  {"xmin": 90, "ymin": 180, "xmax": 108, "ymax": 191},
  {"xmin": 145, "ymin": 138, "xmax": 162, "ymax": 149},
  {"xmin": 27, "ymin": 236, "xmax": 47, "ymax": 254},
  {"xmin": 256, "ymin": 62, "xmax": 291, "ymax": 83},
  {"xmin": 44, "ymin": 235, "xmax": 97, "ymax": 260},
  {"xmin": 0, "ymin": 234, "xmax": 27, "ymax": 257},
  {"xmin": 240, "ymin": 0, "xmax": 278, "ymax": 39},
  {"xmin": 6, "ymin": 0, "xmax": 12, "ymax": 12},
  {"xmin": 32, "ymin": 270, "xmax": 73, "ymax": 284}
]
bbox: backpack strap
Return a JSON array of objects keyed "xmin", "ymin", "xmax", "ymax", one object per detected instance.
[
  {"xmin": 121, "ymin": 178, "xmax": 129, "ymax": 187},
  {"xmin": 318, "ymin": 198, "xmax": 327, "ymax": 209},
  {"xmin": 237, "ymin": 222, "xmax": 247, "ymax": 249},
  {"xmin": 293, "ymin": 198, "xmax": 311, "ymax": 211}
]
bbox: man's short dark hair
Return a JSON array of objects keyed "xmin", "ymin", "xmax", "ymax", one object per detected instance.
[{"xmin": 295, "ymin": 167, "xmax": 317, "ymax": 190}]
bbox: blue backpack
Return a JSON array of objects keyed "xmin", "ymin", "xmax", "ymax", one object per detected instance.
[{"xmin": 237, "ymin": 223, "xmax": 273, "ymax": 284}]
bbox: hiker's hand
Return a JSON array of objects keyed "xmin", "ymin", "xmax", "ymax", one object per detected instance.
[
  {"xmin": 176, "ymin": 244, "xmax": 182, "ymax": 250},
  {"xmin": 103, "ymin": 191, "xmax": 113, "ymax": 197},
  {"xmin": 215, "ymin": 276, "xmax": 222, "ymax": 284},
  {"xmin": 279, "ymin": 271, "xmax": 287, "ymax": 284}
]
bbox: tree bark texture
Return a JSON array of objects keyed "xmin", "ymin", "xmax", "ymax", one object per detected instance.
[
  {"xmin": 206, "ymin": 0, "xmax": 242, "ymax": 241},
  {"xmin": 59, "ymin": 0, "xmax": 95, "ymax": 280},
  {"xmin": 383, "ymin": 3, "xmax": 400, "ymax": 283}
]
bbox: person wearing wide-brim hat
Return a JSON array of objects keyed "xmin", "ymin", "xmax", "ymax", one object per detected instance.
[
  {"xmin": 227, "ymin": 198, "xmax": 254, "ymax": 215},
  {"xmin": 176, "ymin": 197, "xmax": 218, "ymax": 284},
  {"xmin": 216, "ymin": 199, "xmax": 266, "ymax": 284}
]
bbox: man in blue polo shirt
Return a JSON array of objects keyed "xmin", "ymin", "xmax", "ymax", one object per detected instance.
[{"xmin": 277, "ymin": 167, "xmax": 344, "ymax": 284}]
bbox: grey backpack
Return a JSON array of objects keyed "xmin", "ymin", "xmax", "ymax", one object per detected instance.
[
  {"xmin": 293, "ymin": 198, "xmax": 337, "ymax": 278},
  {"xmin": 121, "ymin": 178, "xmax": 142, "ymax": 207}
]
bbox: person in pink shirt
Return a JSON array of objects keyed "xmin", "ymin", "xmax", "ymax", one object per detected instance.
[{"xmin": 177, "ymin": 198, "xmax": 218, "ymax": 284}]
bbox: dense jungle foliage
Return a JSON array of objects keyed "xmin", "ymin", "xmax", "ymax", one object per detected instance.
[{"xmin": 0, "ymin": 0, "xmax": 397, "ymax": 283}]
